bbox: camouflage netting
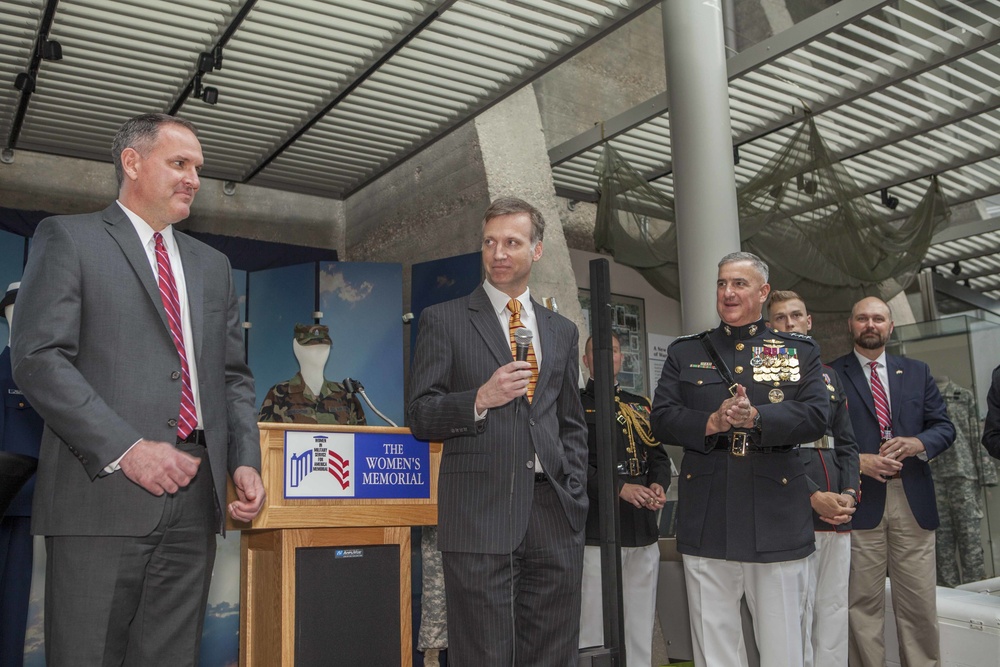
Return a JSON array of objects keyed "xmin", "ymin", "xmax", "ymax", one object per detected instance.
[{"xmin": 593, "ymin": 118, "xmax": 952, "ymax": 312}]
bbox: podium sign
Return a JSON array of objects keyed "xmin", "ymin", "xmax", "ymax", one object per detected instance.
[
  {"xmin": 284, "ymin": 430, "xmax": 431, "ymax": 499},
  {"xmin": 235, "ymin": 424, "xmax": 441, "ymax": 667}
]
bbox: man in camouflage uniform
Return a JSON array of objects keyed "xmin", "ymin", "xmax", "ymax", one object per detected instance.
[
  {"xmin": 257, "ymin": 324, "xmax": 367, "ymax": 425},
  {"xmin": 931, "ymin": 378, "xmax": 997, "ymax": 586}
]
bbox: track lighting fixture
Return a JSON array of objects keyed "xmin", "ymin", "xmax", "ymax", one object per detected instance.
[
  {"xmin": 951, "ymin": 262, "xmax": 961, "ymax": 276},
  {"xmin": 13, "ymin": 72, "xmax": 35, "ymax": 94},
  {"xmin": 40, "ymin": 39, "xmax": 62, "ymax": 61},
  {"xmin": 733, "ymin": 146, "xmax": 740, "ymax": 165},
  {"xmin": 193, "ymin": 74, "xmax": 218, "ymax": 105},
  {"xmin": 880, "ymin": 187, "xmax": 899, "ymax": 210},
  {"xmin": 796, "ymin": 173, "xmax": 818, "ymax": 195}
]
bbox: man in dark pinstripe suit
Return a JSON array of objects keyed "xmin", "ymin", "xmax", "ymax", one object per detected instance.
[{"xmin": 409, "ymin": 197, "xmax": 589, "ymax": 666}]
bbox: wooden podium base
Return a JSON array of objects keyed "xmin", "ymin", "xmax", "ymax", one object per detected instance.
[
  {"xmin": 240, "ymin": 526, "xmax": 412, "ymax": 667},
  {"xmin": 234, "ymin": 425, "xmax": 440, "ymax": 667}
]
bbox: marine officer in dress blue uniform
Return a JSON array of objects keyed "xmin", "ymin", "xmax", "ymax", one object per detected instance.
[{"xmin": 651, "ymin": 252, "xmax": 828, "ymax": 667}]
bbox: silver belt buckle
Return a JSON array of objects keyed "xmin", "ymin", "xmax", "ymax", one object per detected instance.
[{"xmin": 730, "ymin": 431, "xmax": 749, "ymax": 457}]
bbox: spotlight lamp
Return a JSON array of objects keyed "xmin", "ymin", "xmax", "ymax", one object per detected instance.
[
  {"xmin": 880, "ymin": 187, "xmax": 899, "ymax": 210},
  {"xmin": 193, "ymin": 73, "xmax": 218, "ymax": 105},
  {"xmin": 963, "ymin": 279, "xmax": 971, "ymax": 289},
  {"xmin": 796, "ymin": 173, "xmax": 818, "ymax": 195},
  {"xmin": 13, "ymin": 72, "xmax": 35, "ymax": 94},
  {"xmin": 733, "ymin": 146, "xmax": 740, "ymax": 165},
  {"xmin": 40, "ymin": 39, "xmax": 62, "ymax": 61},
  {"xmin": 951, "ymin": 261, "xmax": 961, "ymax": 276}
]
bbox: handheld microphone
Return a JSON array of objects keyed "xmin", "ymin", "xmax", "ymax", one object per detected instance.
[{"xmin": 514, "ymin": 327, "xmax": 532, "ymax": 362}]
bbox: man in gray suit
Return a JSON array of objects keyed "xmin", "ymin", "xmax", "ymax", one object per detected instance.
[
  {"xmin": 11, "ymin": 113, "xmax": 265, "ymax": 666},
  {"xmin": 408, "ymin": 197, "xmax": 588, "ymax": 666}
]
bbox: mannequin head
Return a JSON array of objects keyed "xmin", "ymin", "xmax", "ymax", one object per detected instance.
[{"xmin": 292, "ymin": 323, "xmax": 332, "ymax": 374}]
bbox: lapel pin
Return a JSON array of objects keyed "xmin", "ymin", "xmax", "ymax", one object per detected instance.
[{"xmin": 895, "ymin": 370, "xmax": 903, "ymax": 375}]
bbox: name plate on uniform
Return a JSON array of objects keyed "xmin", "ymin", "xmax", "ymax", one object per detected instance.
[{"xmin": 283, "ymin": 431, "xmax": 431, "ymax": 499}]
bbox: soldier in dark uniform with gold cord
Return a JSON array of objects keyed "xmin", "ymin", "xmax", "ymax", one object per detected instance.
[
  {"xmin": 578, "ymin": 332, "xmax": 671, "ymax": 667},
  {"xmin": 651, "ymin": 252, "xmax": 828, "ymax": 667}
]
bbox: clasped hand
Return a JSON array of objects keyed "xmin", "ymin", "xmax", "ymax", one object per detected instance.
[
  {"xmin": 475, "ymin": 361, "xmax": 533, "ymax": 412},
  {"xmin": 706, "ymin": 384, "xmax": 757, "ymax": 435}
]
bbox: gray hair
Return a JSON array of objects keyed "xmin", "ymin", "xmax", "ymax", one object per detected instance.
[
  {"xmin": 719, "ymin": 251, "xmax": 769, "ymax": 283},
  {"xmin": 482, "ymin": 197, "xmax": 545, "ymax": 245},
  {"xmin": 111, "ymin": 113, "xmax": 198, "ymax": 188}
]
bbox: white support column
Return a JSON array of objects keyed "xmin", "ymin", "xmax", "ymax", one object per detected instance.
[{"xmin": 663, "ymin": 0, "xmax": 742, "ymax": 332}]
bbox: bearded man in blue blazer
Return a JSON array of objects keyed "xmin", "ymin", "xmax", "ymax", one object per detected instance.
[{"xmin": 830, "ymin": 296, "xmax": 953, "ymax": 667}]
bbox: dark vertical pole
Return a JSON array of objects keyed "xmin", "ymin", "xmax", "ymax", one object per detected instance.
[
  {"xmin": 314, "ymin": 261, "xmax": 321, "ymax": 323},
  {"xmin": 590, "ymin": 258, "xmax": 625, "ymax": 666},
  {"xmin": 244, "ymin": 271, "xmax": 251, "ymax": 361}
]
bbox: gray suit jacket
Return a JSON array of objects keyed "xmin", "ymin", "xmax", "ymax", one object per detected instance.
[
  {"xmin": 11, "ymin": 203, "xmax": 260, "ymax": 536},
  {"xmin": 407, "ymin": 285, "xmax": 588, "ymax": 554}
]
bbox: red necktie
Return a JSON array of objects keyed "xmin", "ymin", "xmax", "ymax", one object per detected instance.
[
  {"xmin": 507, "ymin": 298, "xmax": 538, "ymax": 402},
  {"xmin": 154, "ymin": 232, "xmax": 197, "ymax": 440},
  {"xmin": 869, "ymin": 361, "xmax": 892, "ymax": 439}
]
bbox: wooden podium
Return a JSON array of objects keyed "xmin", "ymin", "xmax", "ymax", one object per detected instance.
[{"xmin": 231, "ymin": 423, "xmax": 441, "ymax": 667}]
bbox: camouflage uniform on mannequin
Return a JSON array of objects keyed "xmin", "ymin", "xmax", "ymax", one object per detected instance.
[
  {"xmin": 258, "ymin": 324, "xmax": 367, "ymax": 425},
  {"xmin": 931, "ymin": 378, "xmax": 997, "ymax": 586}
]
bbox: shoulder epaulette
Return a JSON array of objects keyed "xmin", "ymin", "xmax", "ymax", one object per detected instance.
[{"xmin": 671, "ymin": 330, "xmax": 710, "ymax": 344}]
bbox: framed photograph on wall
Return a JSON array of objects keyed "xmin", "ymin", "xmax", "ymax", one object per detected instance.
[{"xmin": 578, "ymin": 289, "xmax": 648, "ymax": 396}]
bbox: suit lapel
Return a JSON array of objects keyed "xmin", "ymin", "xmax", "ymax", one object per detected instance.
[
  {"xmin": 532, "ymin": 297, "xmax": 555, "ymax": 400},
  {"xmin": 468, "ymin": 286, "xmax": 512, "ymax": 367},
  {"xmin": 840, "ymin": 354, "xmax": 877, "ymax": 420},
  {"xmin": 102, "ymin": 204, "xmax": 171, "ymax": 333},
  {"xmin": 175, "ymin": 232, "xmax": 204, "ymax": 361},
  {"xmin": 886, "ymin": 354, "xmax": 904, "ymax": 428}
]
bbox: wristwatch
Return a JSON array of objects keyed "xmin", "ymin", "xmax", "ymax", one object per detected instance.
[{"xmin": 841, "ymin": 488, "xmax": 858, "ymax": 504}]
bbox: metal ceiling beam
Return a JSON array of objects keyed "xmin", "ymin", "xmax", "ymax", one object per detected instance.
[
  {"xmin": 931, "ymin": 214, "xmax": 1000, "ymax": 244},
  {"xmin": 342, "ymin": 0, "xmax": 662, "ymax": 199},
  {"xmin": 643, "ymin": 16, "xmax": 1000, "ymax": 184},
  {"xmin": 5, "ymin": 0, "xmax": 60, "ymax": 153},
  {"xmin": 930, "ymin": 272, "xmax": 1000, "ymax": 317},
  {"xmin": 924, "ymin": 241, "xmax": 1000, "ymax": 267},
  {"xmin": 166, "ymin": 0, "xmax": 259, "ymax": 116},
  {"xmin": 546, "ymin": 0, "xmax": 890, "ymax": 168},
  {"xmin": 241, "ymin": 0, "xmax": 459, "ymax": 184}
]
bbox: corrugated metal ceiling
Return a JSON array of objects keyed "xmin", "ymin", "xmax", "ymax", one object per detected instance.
[
  {"xmin": 0, "ymin": 0, "xmax": 657, "ymax": 198},
  {"xmin": 548, "ymin": 0, "xmax": 1000, "ymax": 306}
]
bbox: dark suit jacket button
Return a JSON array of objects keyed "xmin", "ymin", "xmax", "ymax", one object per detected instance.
[
  {"xmin": 167, "ymin": 418, "xmax": 178, "ymax": 428},
  {"xmin": 171, "ymin": 371, "xmax": 181, "ymax": 380},
  {"xmin": 529, "ymin": 419, "xmax": 536, "ymax": 426},
  {"xmin": 525, "ymin": 461, "xmax": 533, "ymax": 469}
]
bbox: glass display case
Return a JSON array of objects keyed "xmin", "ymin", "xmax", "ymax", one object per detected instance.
[{"xmin": 888, "ymin": 315, "xmax": 1000, "ymax": 581}]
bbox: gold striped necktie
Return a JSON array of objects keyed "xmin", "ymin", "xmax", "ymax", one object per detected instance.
[{"xmin": 507, "ymin": 298, "xmax": 539, "ymax": 402}]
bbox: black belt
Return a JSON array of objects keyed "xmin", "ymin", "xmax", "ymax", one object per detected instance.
[
  {"xmin": 534, "ymin": 472, "xmax": 549, "ymax": 484},
  {"xmin": 177, "ymin": 430, "xmax": 207, "ymax": 446},
  {"xmin": 709, "ymin": 432, "xmax": 794, "ymax": 456},
  {"xmin": 616, "ymin": 460, "xmax": 648, "ymax": 477}
]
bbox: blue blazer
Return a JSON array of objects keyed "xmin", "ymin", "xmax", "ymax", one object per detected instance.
[{"xmin": 830, "ymin": 351, "xmax": 954, "ymax": 530}]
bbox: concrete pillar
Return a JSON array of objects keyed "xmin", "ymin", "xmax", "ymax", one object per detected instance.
[
  {"xmin": 475, "ymin": 87, "xmax": 586, "ymax": 336},
  {"xmin": 663, "ymin": 0, "xmax": 742, "ymax": 332}
]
